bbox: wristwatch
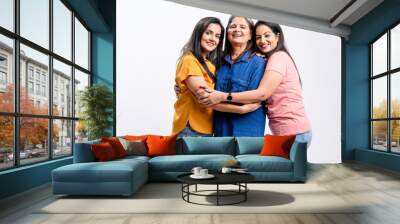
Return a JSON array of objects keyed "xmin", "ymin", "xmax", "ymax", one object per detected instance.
[{"xmin": 227, "ymin": 92, "xmax": 232, "ymax": 102}]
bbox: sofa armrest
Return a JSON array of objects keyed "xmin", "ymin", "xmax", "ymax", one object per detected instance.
[
  {"xmin": 289, "ymin": 141, "xmax": 308, "ymax": 181},
  {"xmin": 73, "ymin": 140, "xmax": 100, "ymax": 163}
]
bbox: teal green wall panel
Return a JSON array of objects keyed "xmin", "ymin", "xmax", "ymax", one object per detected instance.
[
  {"xmin": 65, "ymin": 0, "xmax": 110, "ymax": 32},
  {"xmin": 343, "ymin": 44, "xmax": 369, "ymax": 160},
  {"xmin": 344, "ymin": 0, "xmax": 400, "ymax": 172},
  {"xmin": 92, "ymin": 32, "xmax": 114, "ymax": 88},
  {"xmin": 355, "ymin": 149, "xmax": 400, "ymax": 172},
  {"xmin": 0, "ymin": 158, "xmax": 72, "ymax": 199},
  {"xmin": 91, "ymin": 32, "xmax": 115, "ymax": 135}
]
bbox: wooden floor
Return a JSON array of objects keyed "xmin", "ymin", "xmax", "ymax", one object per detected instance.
[{"xmin": 1, "ymin": 162, "xmax": 400, "ymax": 224}]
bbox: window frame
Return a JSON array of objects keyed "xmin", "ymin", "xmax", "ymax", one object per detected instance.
[
  {"xmin": 370, "ymin": 20, "xmax": 400, "ymax": 154},
  {"xmin": 0, "ymin": 0, "xmax": 92, "ymax": 171}
]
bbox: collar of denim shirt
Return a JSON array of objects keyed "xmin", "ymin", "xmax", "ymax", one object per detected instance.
[{"xmin": 224, "ymin": 50, "xmax": 252, "ymax": 65}]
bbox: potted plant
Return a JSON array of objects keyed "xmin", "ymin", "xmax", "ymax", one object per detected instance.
[{"xmin": 79, "ymin": 84, "xmax": 113, "ymax": 140}]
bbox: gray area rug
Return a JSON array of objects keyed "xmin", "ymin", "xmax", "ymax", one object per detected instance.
[{"xmin": 37, "ymin": 183, "xmax": 362, "ymax": 214}]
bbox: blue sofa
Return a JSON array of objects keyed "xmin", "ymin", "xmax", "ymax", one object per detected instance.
[{"xmin": 52, "ymin": 137, "xmax": 307, "ymax": 196}]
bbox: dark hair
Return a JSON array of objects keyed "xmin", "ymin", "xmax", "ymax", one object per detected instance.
[
  {"xmin": 253, "ymin": 21, "xmax": 302, "ymax": 85},
  {"xmin": 180, "ymin": 17, "xmax": 225, "ymax": 80},
  {"xmin": 224, "ymin": 16, "xmax": 254, "ymax": 58}
]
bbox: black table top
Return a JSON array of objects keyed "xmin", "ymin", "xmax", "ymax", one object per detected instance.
[{"xmin": 177, "ymin": 172, "xmax": 255, "ymax": 185}]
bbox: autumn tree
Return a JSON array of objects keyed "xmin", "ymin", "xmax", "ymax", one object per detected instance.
[
  {"xmin": 372, "ymin": 99, "xmax": 387, "ymax": 140},
  {"xmin": 372, "ymin": 99, "xmax": 400, "ymax": 144},
  {"xmin": 0, "ymin": 84, "xmax": 60, "ymax": 152},
  {"xmin": 0, "ymin": 85, "xmax": 14, "ymax": 150}
]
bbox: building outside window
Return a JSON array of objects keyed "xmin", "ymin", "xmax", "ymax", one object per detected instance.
[{"xmin": 0, "ymin": 0, "xmax": 91, "ymax": 170}]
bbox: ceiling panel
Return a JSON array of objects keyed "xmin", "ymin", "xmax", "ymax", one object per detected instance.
[
  {"xmin": 166, "ymin": 0, "xmax": 384, "ymax": 38},
  {"xmin": 225, "ymin": 0, "xmax": 352, "ymax": 21}
]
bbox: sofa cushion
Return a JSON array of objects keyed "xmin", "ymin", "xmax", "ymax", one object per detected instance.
[
  {"xmin": 147, "ymin": 135, "xmax": 177, "ymax": 157},
  {"xmin": 74, "ymin": 139, "xmax": 100, "ymax": 163},
  {"xmin": 235, "ymin": 137, "xmax": 264, "ymax": 155},
  {"xmin": 52, "ymin": 158, "xmax": 147, "ymax": 183},
  {"xmin": 118, "ymin": 138, "xmax": 147, "ymax": 156},
  {"xmin": 236, "ymin": 155, "xmax": 293, "ymax": 172},
  {"xmin": 179, "ymin": 137, "xmax": 235, "ymax": 155},
  {"xmin": 260, "ymin": 134, "xmax": 296, "ymax": 159},
  {"xmin": 101, "ymin": 137, "xmax": 127, "ymax": 158},
  {"xmin": 91, "ymin": 142, "xmax": 118, "ymax": 161},
  {"xmin": 148, "ymin": 154, "xmax": 235, "ymax": 172}
]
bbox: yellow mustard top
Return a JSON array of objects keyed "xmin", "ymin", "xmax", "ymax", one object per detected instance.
[{"xmin": 172, "ymin": 53, "xmax": 215, "ymax": 135}]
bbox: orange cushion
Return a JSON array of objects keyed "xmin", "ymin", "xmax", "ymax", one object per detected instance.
[
  {"xmin": 124, "ymin": 135, "xmax": 153, "ymax": 141},
  {"xmin": 91, "ymin": 142, "xmax": 117, "ymax": 161},
  {"xmin": 259, "ymin": 134, "xmax": 296, "ymax": 159},
  {"xmin": 101, "ymin": 137, "xmax": 127, "ymax": 158},
  {"xmin": 146, "ymin": 135, "xmax": 177, "ymax": 157}
]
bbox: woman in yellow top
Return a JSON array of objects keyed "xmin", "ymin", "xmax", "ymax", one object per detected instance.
[{"xmin": 173, "ymin": 17, "xmax": 261, "ymax": 137}]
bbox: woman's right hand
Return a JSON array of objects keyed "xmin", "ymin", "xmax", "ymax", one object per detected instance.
[{"xmin": 240, "ymin": 102, "xmax": 261, "ymax": 114}]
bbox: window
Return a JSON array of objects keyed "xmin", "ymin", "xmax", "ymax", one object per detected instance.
[
  {"xmin": 0, "ymin": 54, "xmax": 7, "ymax": 88},
  {"xmin": 42, "ymin": 85, "xmax": 46, "ymax": 97},
  {"xmin": 371, "ymin": 23, "xmax": 400, "ymax": 154},
  {"xmin": 19, "ymin": 117, "xmax": 49, "ymax": 165},
  {"xmin": 36, "ymin": 83, "xmax": 40, "ymax": 95},
  {"xmin": 28, "ymin": 81, "xmax": 34, "ymax": 94},
  {"xmin": 75, "ymin": 18, "xmax": 89, "ymax": 70},
  {"xmin": 0, "ymin": 116, "xmax": 13, "ymax": 170},
  {"xmin": 35, "ymin": 70, "xmax": 40, "ymax": 81},
  {"xmin": 53, "ymin": 59, "xmax": 71, "ymax": 117},
  {"xmin": 53, "ymin": 0, "xmax": 72, "ymax": 60},
  {"xmin": 74, "ymin": 69, "xmax": 89, "ymax": 118},
  {"xmin": 53, "ymin": 119, "xmax": 72, "ymax": 158},
  {"xmin": 0, "ymin": 55, "xmax": 7, "ymax": 67},
  {"xmin": 41, "ymin": 73, "xmax": 46, "ymax": 82},
  {"xmin": 20, "ymin": 0, "xmax": 49, "ymax": 49},
  {"xmin": 0, "ymin": 71, "xmax": 6, "ymax": 85},
  {"xmin": 0, "ymin": 35, "xmax": 13, "ymax": 113},
  {"xmin": 28, "ymin": 67, "xmax": 34, "ymax": 80},
  {"xmin": 0, "ymin": 0, "xmax": 13, "ymax": 32},
  {"xmin": 0, "ymin": 0, "xmax": 91, "ymax": 170}
]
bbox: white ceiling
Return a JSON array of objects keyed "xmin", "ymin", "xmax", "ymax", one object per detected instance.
[{"xmin": 165, "ymin": 0, "xmax": 384, "ymax": 38}]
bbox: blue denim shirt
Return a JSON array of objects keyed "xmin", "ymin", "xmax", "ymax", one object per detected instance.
[{"xmin": 214, "ymin": 50, "xmax": 266, "ymax": 137}]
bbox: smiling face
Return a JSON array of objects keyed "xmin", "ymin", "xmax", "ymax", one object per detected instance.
[
  {"xmin": 200, "ymin": 23, "xmax": 222, "ymax": 55},
  {"xmin": 227, "ymin": 17, "xmax": 251, "ymax": 45},
  {"xmin": 255, "ymin": 24, "xmax": 279, "ymax": 54}
]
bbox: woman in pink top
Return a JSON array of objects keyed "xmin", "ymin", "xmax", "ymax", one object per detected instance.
[{"xmin": 197, "ymin": 21, "xmax": 312, "ymax": 145}]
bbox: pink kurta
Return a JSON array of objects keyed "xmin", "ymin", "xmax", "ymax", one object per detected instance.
[{"xmin": 265, "ymin": 51, "xmax": 311, "ymax": 135}]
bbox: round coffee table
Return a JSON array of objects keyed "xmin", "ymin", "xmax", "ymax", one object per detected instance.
[{"xmin": 177, "ymin": 172, "xmax": 255, "ymax": 206}]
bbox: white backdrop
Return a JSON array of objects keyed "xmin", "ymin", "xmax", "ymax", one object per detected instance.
[{"xmin": 116, "ymin": 0, "xmax": 342, "ymax": 163}]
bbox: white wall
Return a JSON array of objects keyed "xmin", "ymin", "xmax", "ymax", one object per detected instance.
[{"xmin": 116, "ymin": 0, "xmax": 341, "ymax": 163}]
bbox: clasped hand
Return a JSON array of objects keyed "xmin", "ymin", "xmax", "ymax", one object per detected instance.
[{"xmin": 195, "ymin": 86, "xmax": 223, "ymax": 107}]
